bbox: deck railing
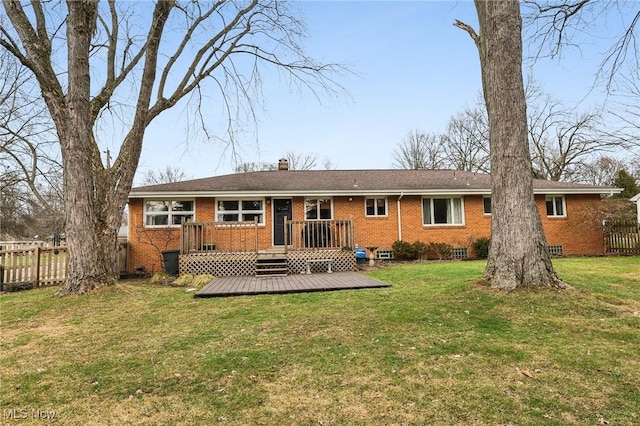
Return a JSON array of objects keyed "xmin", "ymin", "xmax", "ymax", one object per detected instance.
[
  {"xmin": 180, "ymin": 219, "xmax": 354, "ymax": 254},
  {"xmin": 285, "ymin": 219, "xmax": 354, "ymax": 252},
  {"xmin": 181, "ymin": 219, "xmax": 259, "ymax": 254}
]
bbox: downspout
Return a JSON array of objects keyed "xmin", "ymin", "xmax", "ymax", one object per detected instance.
[{"xmin": 397, "ymin": 192, "xmax": 404, "ymax": 241}]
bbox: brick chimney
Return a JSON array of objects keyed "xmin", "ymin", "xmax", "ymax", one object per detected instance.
[{"xmin": 278, "ymin": 158, "xmax": 289, "ymax": 171}]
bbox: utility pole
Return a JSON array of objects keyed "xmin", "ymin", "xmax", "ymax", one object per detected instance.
[{"xmin": 104, "ymin": 148, "xmax": 111, "ymax": 169}]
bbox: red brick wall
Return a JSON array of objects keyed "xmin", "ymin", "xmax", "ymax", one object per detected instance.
[{"xmin": 127, "ymin": 193, "xmax": 604, "ymax": 273}]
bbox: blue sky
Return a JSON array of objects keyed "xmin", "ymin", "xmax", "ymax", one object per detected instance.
[{"xmin": 134, "ymin": 1, "xmax": 625, "ymax": 183}]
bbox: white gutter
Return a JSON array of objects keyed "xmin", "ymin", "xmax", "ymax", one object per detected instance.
[
  {"xmin": 128, "ymin": 187, "xmax": 622, "ymax": 199},
  {"xmin": 397, "ymin": 192, "xmax": 404, "ymax": 241}
]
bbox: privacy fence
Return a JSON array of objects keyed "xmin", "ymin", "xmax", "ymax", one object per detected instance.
[
  {"xmin": 603, "ymin": 220, "xmax": 640, "ymax": 255},
  {"xmin": 0, "ymin": 240, "xmax": 128, "ymax": 291},
  {"xmin": 0, "ymin": 244, "xmax": 68, "ymax": 291}
]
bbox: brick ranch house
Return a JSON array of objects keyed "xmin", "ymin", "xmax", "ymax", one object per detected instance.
[{"xmin": 126, "ymin": 163, "xmax": 620, "ymax": 277}]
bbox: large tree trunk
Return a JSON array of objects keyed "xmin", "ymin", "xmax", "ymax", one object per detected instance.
[
  {"xmin": 472, "ymin": 0, "xmax": 567, "ymax": 290},
  {"xmin": 57, "ymin": 1, "xmax": 115, "ymax": 295}
]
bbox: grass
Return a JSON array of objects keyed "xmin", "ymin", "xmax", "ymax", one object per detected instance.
[{"xmin": 1, "ymin": 257, "xmax": 639, "ymax": 425}]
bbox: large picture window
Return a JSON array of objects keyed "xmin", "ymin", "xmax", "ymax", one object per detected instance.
[
  {"xmin": 145, "ymin": 200, "xmax": 194, "ymax": 227},
  {"xmin": 305, "ymin": 198, "xmax": 332, "ymax": 220},
  {"xmin": 422, "ymin": 197, "xmax": 464, "ymax": 225},
  {"xmin": 545, "ymin": 195, "xmax": 566, "ymax": 217},
  {"xmin": 216, "ymin": 199, "xmax": 265, "ymax": 224},
  {"xmin": 366, "ymin": 197, "xmax": 387, "ymax": 217}
]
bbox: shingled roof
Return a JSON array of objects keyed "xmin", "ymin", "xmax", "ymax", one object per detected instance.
[{"xmin": 129, "ymin": 169, "xmax": 619, "ymax": 198}]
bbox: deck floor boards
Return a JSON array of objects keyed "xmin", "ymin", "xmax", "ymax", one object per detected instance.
[{"xmin": 195, "ymin": 272, "xmax": 390, "ymax": 297}]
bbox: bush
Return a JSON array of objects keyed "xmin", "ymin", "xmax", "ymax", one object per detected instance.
[
  {"xmin": 472, "ymin": 237, "xmax": 491, "ymax": 259},
  {"xmin": 392, "ymin": 240, "xmax": 417, "ymax": 260},
  {"xmin": 413, "ymin": 241, "xmax": 430, "ymax": 260},
  {"xmin": 429, "ymin": 242, "xmax": 453, "ymax": 260}
]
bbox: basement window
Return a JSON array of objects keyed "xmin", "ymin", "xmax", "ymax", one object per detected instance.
[
  {"xmin": 548, "ymin": 245, "xmax": 564, "ymax": 256},
  {"xmin": 452, "ymin": 248, "xmax": 469, "ymax": 259}
]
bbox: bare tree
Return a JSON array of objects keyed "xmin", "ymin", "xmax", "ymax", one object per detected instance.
[
  {"xmin": 283, "ymin": 151, "xmax": 318, "ymax": 171},
  {"xmin": 441, "ymin": 107, "xmax": 490, "ymax": 172},
  {"xmin": 573, "ymin": 155, "xmax": 630, "ymax": 186},
  {"xmin": 234, "ymin": 161, "xmax": 277, "ymax": 172},
  {"xmin": 0, "ymin": 1, "xmax": 343, "ymax": 294},
  {"xmin": 392, "ymin": 130, "xmax": 446, "ymax": 169},
  {"xmin": 0, "ymin": 49, "xmax": 63, "ymax": 225},
  {"xmin": 141, "ymin": 166, "xmax": 188, "ymax": 185},
  {"xmin": 321, "ymin": 156, "xmax": 337, "ymax": 170},
  {"xmin": 524, "ymin": 78, "xmax": 629, "ymax": 181},
  {"xmin": 234, "ymin": 151, "xmax": 321, "ymax": 172},
  {"xmin": 455, "ymin": 0, "xmax": 567, "ymax": 290},
  {"xmin": 523, "ymin": 1, "xmax": 639, "ymax": 91}
]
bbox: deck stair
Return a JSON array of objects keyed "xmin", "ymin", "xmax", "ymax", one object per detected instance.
[{"xmin": 255, "ymin": 251, "xmax": 288, "ymax": 277}]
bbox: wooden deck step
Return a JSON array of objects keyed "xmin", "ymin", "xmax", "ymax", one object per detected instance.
[{"xmin": 255, "ymin": 256, "xmax": 289, "ymax": 277}]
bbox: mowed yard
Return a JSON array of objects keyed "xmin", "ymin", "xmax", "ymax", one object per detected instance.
[{"xmin": 1, "ymin": 257, "xmax": 639, "ymax": 425}]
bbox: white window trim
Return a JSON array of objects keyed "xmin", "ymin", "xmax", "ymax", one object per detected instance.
[
  {"xmin": 215, "ymin": 198, "xmax": 266, "ymax": 225},
  {"xmin": 144, "ymin": 199, "xmax": 195, "ymax": 228},
  {"xmin": 545, "ymin": 195, "xmax": 567, "ymax": 218},
  {"xmin": 365, "ymin": 197, "xmax": 388, "ymax": 217},
  {"xmin": 422, "ymin": 196, "xmax": 465, "ymax": 226},
  {"xmin": 304, "ymin": 197, "xmax": 334, "ymax": 220}
]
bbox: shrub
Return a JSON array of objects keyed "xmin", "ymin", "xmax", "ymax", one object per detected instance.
[
  {"xmin": 429, "ymin": 242, "xmax": 453, "ymax": 260},
  {"xmin": 392, "ymin": 240, "xmax": 417, "ymax": 260},
  {"xmin": 472, "ymin": 237, "xmax": 491, "ymax": 259},
  {"xmin": 412, "ymin": 240, "xmax": 430, "ymax": 260}
]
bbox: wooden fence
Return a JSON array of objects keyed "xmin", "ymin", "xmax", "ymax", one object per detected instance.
[
  {"xmin": 604, "ymin": 220, "xmax": 640, "ymax": 255},
  {"xmin": 0, "ymin": 246, "xmax": 69, "ymax": 291},
  {"xmin": 0, "ymin": 241, "xmax": 129, "ymax": 291}
]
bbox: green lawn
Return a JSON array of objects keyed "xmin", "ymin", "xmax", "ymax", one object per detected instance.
[{"xmin": 1, "ymin": 257, "xmax": 639, "ymax": 425}]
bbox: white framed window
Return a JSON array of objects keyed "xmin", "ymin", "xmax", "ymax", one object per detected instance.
[
  {"xmin": 422, "ymin": 197, "xmax": 464, "ymax": 225},
  {"xmin": 545, "ymin": 195, "xmax": 566, "ymax": 217},
  {"xmin": 305, "ymin": 198, "xmax": 332, "ymax": 220},
  {"xmin": 483, "ymin": 197, "xmax": 492, "ymax": 215},
  {"xmin": 144, "ymin": 199, "xmax": 194, "ymax": 227},
  {"xmin": 365, "ymin": 197, "xmax": 387, "ymax": 217},
  {"xmin": 216, "ymin": 199, "xmax": 265, "ymax": 224}
]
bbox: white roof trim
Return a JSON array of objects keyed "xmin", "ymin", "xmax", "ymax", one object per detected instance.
[{"xmin": 128, "ymin": 187, "xmax": 621, "ymax": 199}]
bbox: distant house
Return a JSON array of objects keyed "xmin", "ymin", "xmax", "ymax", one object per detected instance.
[
  {"xmin": 630, "ymin": 193, "xmax": 640, "ymax": 223},
  {"xmin": 126, "ymin": 161, "xmax": 620, "ymax": 276}
]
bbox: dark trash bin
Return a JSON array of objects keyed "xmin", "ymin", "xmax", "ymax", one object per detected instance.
[{"xmin": 161, "ymin": 249, "xmax": 180, "ymax": 276}]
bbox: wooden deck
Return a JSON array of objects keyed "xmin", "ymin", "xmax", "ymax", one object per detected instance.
[{"xmin": 195, "ymin": 272, "xmax": 391, "ymax": 298}]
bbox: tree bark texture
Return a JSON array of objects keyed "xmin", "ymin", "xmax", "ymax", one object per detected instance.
[
  {"xmin": 58, "ymin": 0, "xmax": 113, "ymax": 294},
  {"xmin": 473, "ymin": 0, "xmax": 567, "ymax": 291}
]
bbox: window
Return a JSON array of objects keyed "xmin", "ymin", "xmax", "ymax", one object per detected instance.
[
  {"xmin": 452, "ymin": 248, "xmax": 469, "ymax": 259},
  {"xmin": 145, "ymin": 200, "xmax": 194, "ymax": 227},
  {"xmin": 366, "ymin": 197, "xmax": 387, "ymax": 217},
  {"xmin": 548, "ymin": 245, "xmax": 564, "ymax": 255},
  {"xmin": 305, "ymin": 198, "xmax": 332, "ymax": 220},
  {"xmin": 545, "ymin": 196, "xmax": 566, "ymax": 217},
  {"xmin": 216, "ymin": 199, "xmax": 265, "ymax": 224},
  {"xmin": 483, "ymin": 197, "xmax": 492, "ymax": 215},
  {"xmin": 422, "ymin": 197, "xmax": 464, "ymax": 225}
]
